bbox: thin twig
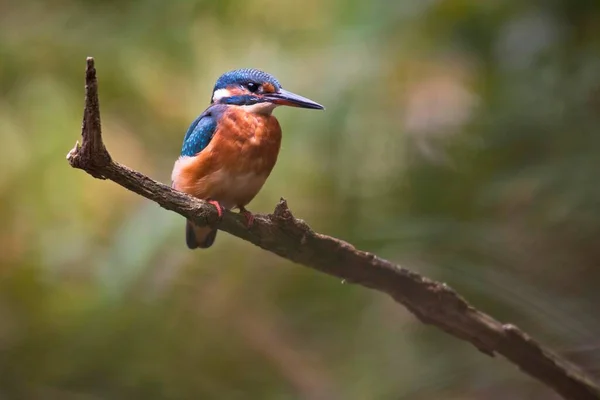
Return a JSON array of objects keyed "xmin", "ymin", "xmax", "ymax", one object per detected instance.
[{"xmin": 67, "ymin": 57, "xmax": 600, "ymax": 400}]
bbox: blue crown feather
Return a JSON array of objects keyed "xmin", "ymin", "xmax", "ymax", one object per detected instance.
[{"xmin": 213, "ymin": 68, "xmax": 281, "ymax": 91}]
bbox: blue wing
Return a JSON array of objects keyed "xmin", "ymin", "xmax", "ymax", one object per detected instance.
[
  {"xmin": 180, "ymin": 111, "xmax": 218, "ymax": 157},
  {"xmin": 180, "ymin": 104, "xmax": 229, "ymax": 157}
]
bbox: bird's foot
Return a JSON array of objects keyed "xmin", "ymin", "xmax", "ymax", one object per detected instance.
[
  {"xmin": 238, "ymin": 206, "xmax": 255, "ymax": 228},
  {"xmin": 207, "ymin": 199, "xmax": 224, "ymax": 219}
]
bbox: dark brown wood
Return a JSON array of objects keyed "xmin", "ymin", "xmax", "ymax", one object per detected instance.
[{"xmin": 67, "ymin": 57, "xmax": 600, "ymax": 400}]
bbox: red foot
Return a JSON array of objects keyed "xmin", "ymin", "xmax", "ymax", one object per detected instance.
[
  {"xmin": 207, "ymin": 200, "xmax": 224, "ymax": 219},
  {"xmin": 239, "ymin": 207, "xmax": 255, "ymax": 228}
]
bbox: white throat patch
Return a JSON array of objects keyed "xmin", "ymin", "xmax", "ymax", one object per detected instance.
[{"xmin": 241, "ymin": 102, "xmax": 277, "ymax": 115}]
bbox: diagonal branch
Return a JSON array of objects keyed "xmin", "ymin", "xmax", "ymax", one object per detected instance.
[{"xmin": 67, "ymin": 57, "xmax": 600, "ymax": 400}]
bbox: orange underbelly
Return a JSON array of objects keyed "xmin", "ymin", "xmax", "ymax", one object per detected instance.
[
  {"xmin": 172, "ymin": 109, "xmax": 282, "ymax": 208},
  {"xmin": 201, "ymin": 169, "xmax": 269, "ymax": 209}
]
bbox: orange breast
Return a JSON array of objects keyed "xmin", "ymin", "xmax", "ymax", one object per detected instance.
[{"xmin": 172, "ymin": 107, "xmax": 282, "ymax": 209}]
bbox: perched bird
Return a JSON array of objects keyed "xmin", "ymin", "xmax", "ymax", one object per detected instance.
[{"xmin": 172, "ymin": 68, "xmax": 324, "ymax": 249}]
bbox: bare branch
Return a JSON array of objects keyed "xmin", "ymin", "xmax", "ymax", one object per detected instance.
[{"xmin": 67, "ymin": 58, "xmax": 600, "ymax": 400}]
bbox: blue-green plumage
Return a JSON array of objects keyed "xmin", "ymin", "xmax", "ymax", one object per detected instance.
[
  {"xmin": 180, "ymin": 105, "xmax": 227, "ymax": 157},
  {"xmin": 180, "ymin": 112, "xmax": 217, "ymax": 157}
]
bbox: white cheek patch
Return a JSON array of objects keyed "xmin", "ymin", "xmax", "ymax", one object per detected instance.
[{"xmin": 212, "ymin": 88, "xmax": 232, "ymax": 102}]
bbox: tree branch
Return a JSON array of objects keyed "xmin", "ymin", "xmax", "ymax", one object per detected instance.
[{"xmin": 67, "ymin": 57, "xmax": 600, "ymax": 400}]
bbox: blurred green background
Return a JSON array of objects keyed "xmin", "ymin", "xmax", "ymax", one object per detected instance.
[{"xmin": 1, "ymin": 0, "xmax": 600, "ymax": 399}]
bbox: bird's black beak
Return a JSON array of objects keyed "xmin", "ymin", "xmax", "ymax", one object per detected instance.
[{"xmin": 264, "ymin": 89, "xmax": 325, "ymax": 110}]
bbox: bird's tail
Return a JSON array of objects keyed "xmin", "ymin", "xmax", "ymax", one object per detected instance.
[{"xmin": 185, "ymin": 220, "xmax": 218, "ymax": 249}]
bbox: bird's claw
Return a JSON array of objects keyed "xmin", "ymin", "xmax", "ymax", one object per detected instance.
[
  {"xmin": 207, "ymin": 199, "xmax": 224, "ymax": 219},
  {"xmin": 239, "ymin": 207, "xmax": 255, "ymax": 229}
]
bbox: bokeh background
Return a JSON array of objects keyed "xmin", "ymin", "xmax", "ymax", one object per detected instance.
[{"xmin": 1, "ymin": 0, "xmax": 600, "ymax": 399}]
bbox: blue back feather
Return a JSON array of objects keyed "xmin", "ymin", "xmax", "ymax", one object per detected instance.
[
  {"xmin": 180, "ymin": 115, "xmax": 216, "ymax": 157},
  {"xmin": 180, "ymin": 105, "xmax": 227, "ymax": 157}
]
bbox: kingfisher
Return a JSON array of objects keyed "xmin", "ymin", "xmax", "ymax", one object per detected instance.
[{"xmin": 171, "ymin": 68, "xmax": 324, "ymax": 249}]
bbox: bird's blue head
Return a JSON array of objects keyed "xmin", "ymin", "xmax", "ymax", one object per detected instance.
[{"xmin": 211, "ymin": 68, "xmax": 324, "ymax": 112}]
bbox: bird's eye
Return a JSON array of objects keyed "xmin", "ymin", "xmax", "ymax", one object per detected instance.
[{"xmin": 246, "ymin": 82, "xmax": 260, "ymax": 93}]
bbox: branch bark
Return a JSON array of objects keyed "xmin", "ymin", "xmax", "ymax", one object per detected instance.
[{"xmin": 67, "ymin": 57, "xmax": 600, "ymax": 400}]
